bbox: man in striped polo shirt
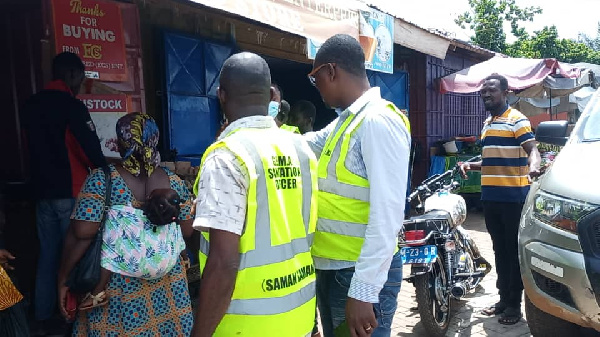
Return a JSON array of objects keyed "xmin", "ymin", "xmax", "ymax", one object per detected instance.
[{"xmin": 460, "ymin": 74, "xmax": 541, "ymax": 325}]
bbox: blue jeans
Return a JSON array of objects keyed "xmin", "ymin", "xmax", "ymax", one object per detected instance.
[
  {"xmin": 316, "ymin": 252, "xmax": 403, "ymax": 337},
  {"xmin": 34, "ymin": 198, "xmax": 75, "ymax": 321}
]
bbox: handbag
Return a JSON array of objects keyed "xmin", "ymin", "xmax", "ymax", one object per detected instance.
[
  {"xmin": 66, "ymin": 166, "xmax": 112, "ymax": 294},
  {"xmin": 0, "ymin": 264, "xmax": 23, "ymax": 310}
]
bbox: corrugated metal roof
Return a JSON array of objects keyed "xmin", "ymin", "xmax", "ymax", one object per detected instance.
[{"xmin": 356, "ymin": 0, "xmax": 496, "ymax": 57}]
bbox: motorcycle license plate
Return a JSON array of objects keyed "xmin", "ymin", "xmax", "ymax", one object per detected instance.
[{"xmin": 400, "ymin": 245, "xmax": 438, "ymax": 264}]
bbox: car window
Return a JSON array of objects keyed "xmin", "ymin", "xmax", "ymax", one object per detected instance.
[{"xmin": 577, "ymin": 91, "xmax": 600, "ymax": 142}]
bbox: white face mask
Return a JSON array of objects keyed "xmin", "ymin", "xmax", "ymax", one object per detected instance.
[
  {"xmin": 268, "ymin": 101, "xmax": 280, "ymax": 118},
  {"xmin": 334, "ymin": 108, "xmax": 344, "ymax": 116}
]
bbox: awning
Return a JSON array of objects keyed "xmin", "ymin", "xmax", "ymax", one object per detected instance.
[
  {"xmin": 393, "ymin": 19, "xmax": 450, "ymax": 60},
  {"xmin": 190, "ymin": 0, "xmax": 455, "ymax": 60},
  {"xmin": 190, "ymin": 0, "xmax": 362, "ymax": 42},
  {"xmin": 440, "ymin": 57, "xmax": 582, "ymax": 95}
]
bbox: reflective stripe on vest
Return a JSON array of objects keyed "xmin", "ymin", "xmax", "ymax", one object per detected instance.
[
  {"xmin": 197, "ymin": 128, "xmax": 318, "ymax": 336},
  {"xmin": 280, "ymin": 124, "xmax": 301, "ymax": 134},
  {"xmin": 312, "ymin": 101, "xmax": 410, "ymax": 262}
]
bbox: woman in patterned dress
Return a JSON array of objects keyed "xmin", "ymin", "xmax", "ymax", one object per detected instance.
[{"xmin": 57, "ymin": 113, "xmax": 195, "ymax": 336}]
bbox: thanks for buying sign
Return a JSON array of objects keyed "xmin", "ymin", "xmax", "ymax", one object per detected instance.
[
  {"xmin": 52, "ymin": 0, "xmax": 127, "ymax": 81},
  {"xmin": 307, "ymin": 7, "xmax": 394, "ymax": 74}
]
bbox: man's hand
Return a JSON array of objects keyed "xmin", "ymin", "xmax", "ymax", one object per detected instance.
[
  {"xmin": 346, "ymin": 297, "xmax": 377, "ymax": 337},
  {"xmin": 58, "ymin": 284, "xmax": 70, "ymax": 319},
  {"xmin": 458, "ymin": 162, "xmax": 469, "ymax": 179},
  {"xmin": 0, "ymin": 249, "xmax": 16, "ymax": 270},
  {"xmin": 528, "ymin": 164, "xmax": 541, "ymax": 182}
]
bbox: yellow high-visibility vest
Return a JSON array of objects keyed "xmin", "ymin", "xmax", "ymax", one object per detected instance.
[
  {"xmin": 281, "ymin": 124, "xmax": 301, "ymax": 134},
  {"xmin": 311, "ymin": 101, "xmax": 410, "ymax": 262},
  {"xmin": 195, "ymin": 127, "xmax": 318, "ymax": 336}
]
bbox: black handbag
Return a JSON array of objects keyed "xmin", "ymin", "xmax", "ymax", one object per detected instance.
[{"xmin": 66, "ymin": 166, "xmax": 112, "ymax": 294}]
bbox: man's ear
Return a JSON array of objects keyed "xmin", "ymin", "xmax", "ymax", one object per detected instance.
[
  {"xmin": 269, "ymin": 86, "xmax": 276, "ymax": 102},
  {"xmin": 217, "ymin": 87, "xmax": 225, "ymax": 105},
  {"xmin": 328, "ymin": 64, "xmax": 336, "ymax": 82}
]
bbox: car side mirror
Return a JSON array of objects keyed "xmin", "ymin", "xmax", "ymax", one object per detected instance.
[{"xmin": 535, "ymin": 121, "xmax": 569, "ymax": 146}]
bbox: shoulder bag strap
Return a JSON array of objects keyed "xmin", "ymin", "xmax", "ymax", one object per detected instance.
[{"xmin": 97, "ymin": 166, "xmax": 112, "ymax": 234}]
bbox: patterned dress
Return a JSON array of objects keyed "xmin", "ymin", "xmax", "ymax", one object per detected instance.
[{"xmin": 71, "ymin": 165, "xmax": 194, "ymax": 336}]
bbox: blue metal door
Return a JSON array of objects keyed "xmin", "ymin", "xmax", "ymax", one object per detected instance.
[
  {"xmin": 163, "ymin": 32, "xmax": 233, "ymax": 157},
  {"xmin": 368, "ymin": 70, "xmax": 409, "ymax": 111}
]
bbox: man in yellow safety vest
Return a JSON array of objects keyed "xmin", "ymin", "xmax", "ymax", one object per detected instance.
[
  {"xmin": 191, "ymin": 52, "xmax": 319, "ymax": 336},
  {"xmin": 281, "ymin": 100, "xmax": 317, "ymax": 135},
  {"xmin": 305, "ymin": 34, "xmax": 411, "ymax": 337}
]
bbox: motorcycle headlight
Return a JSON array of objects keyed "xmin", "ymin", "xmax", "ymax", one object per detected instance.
[{"xmin": 533, "ymin": 191, "xmax": 598, "ymax": 232}]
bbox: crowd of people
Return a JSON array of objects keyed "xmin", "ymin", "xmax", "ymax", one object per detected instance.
[{"xmin": 0, "ymin": 32, "xmax": 540, "ymax": 337}]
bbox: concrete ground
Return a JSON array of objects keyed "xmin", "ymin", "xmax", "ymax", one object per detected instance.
[{"xmin": 391, "ymin": 211, "xmax": 532, "ymax": 337}]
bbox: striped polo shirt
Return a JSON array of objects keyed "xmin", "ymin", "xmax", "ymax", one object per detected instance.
[{"xmin": 480, "ymin": 107, "xmax": 535, "ymax": 202}]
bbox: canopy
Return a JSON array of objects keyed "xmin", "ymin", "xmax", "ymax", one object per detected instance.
[
  {"xmin": 440, "ymin": 57, "xmax": 583, "ymax": 96},
  {"xmin": 573, "ymin": 62, "xmax": 600, "ymax": 84}
]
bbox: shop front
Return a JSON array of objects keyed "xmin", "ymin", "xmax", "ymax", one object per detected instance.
[
  {"xmin": 133, "ymin": 0, "xmax": 411, "ymax": 181},
  {"xmin": 1, "ymin": 0, "xmax": 486, "ymax": 317}
]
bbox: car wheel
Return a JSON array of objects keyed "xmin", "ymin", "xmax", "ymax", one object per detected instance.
[{"xmin": 525, "ymin": 295, "xmax": 580, "ymax": 336}]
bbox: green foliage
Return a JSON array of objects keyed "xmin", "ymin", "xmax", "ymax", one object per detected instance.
[
  {"xmin": 455, "ymin": 0, "xmax": 541, "ymax": 52},
  {"xmin": 506, "ymin": 26, "xmax": 600, "ymax": 63},
  {"xmin": 456, "ymin": 1, "xmax": 600, "ymax": 64},
  {"xmin": 578, "ymin": 22, "xmax": 600, "ymax": 51}
]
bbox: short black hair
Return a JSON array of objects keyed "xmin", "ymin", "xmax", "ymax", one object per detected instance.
[
  {"xmin": 143, "ymin": 189, "xmax": 181, "ymax": 226},
  {"xmin": 484, "ymin": 74, "xmax": 509, "ymax": 91},
  {"xmin": 52, "ymin": 52, "xmax": 84, "ymax": 80},
  {"xmin": 315, "ymin": 34, "xmax": 366, "ymax": 77},
  {"xmin": 280, "ymin": 100, "xmax": 291, "ymax": 114},
  {"xmin": 290, "ymin": 100, "xmax": 316, "ymax": 121},
  {"xmin": 219, "ymin": 52, "xmax": 271, "ymax": 99}
]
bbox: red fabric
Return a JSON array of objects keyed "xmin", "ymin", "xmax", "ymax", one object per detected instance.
[
  {"xmin": 45, "ymin": 80, "xmax": 95, "ymax": 197},
  {"xmin": 440, "ymin": 57, "xmax": 581, "ymax": 94},
  {"xmin": 529, "ymin": 112, "xmax": 568, "ymax": 128}
]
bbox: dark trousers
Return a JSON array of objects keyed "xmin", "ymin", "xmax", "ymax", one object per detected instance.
[
  {"xmin": 483, "ymin": 201, "xmax": 524, "ymax": 307},
  {"xmin": 316, "ymin": 253, "xmax": 403, "ymax": 337}
]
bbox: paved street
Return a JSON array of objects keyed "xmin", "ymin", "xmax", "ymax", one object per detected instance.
[{"xmin": 391, "ymin": 211, "xmax": 531, "ymax": 337}]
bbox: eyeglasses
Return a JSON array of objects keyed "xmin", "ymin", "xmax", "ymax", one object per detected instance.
[{"xmin": 307, "ymin": 63, "xmax": 335, "ymax": 87}]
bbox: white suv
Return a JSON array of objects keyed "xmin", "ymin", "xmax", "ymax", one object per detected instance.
[{"xmin": 519, "ymin": 88, "xmax": 600, "ymax": 335}]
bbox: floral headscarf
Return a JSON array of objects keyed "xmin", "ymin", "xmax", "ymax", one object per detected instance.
[{"xmin": 116, "ymin": 113, "xmax": 161, "ymax": 177}]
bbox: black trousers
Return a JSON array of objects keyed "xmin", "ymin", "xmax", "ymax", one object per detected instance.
[{"xmin": 483, "ymin": 201, "xmax": 524, "ymax": 307}]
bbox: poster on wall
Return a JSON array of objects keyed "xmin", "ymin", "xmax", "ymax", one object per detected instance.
[
  {"xmin": 307, "ymin": 8, "xmax": 394, "ymax": 74},
  {"xmin": 52, "ymin": 0, "xmax": 128, "ymax": 82},
  {"xmin": 79, "ymin": 94, "xmax": 130, "ymax": 157},
  {"xmin": 359, "ymin": 8, "xmax": 394, "ymax": 73}
]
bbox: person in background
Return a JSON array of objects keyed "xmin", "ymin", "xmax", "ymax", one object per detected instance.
[
  {"xmin": 284, "ymin": 100, "xmax": 317, "ymax": 134},
  {"xmin": 22, "ymin": 52, "xmax": 106, "ymax": 334},
  {"xmin": 0, "ymin": 197, "xmax": 29, "ymax": 337},
  {"xmin": 269, "ymin": 82, "xmax": 285, "ymax": 126},
  {"xmin": 279, "ymin": 99, "xmax": 291, "ymax": 125},
  {"xmin": 305, "ymin": 34, "xmax": 411, "ymax": 337},
  {"xmin": 58, "ymin": 113, "xmax": 194, "ymax": 336},
  {"xmin": 460, "ymin": 74, "xmax": 541, "ymax": 325},
  {"xmin": 191, "ymin": 52, "xmax": 318, "ymax": 337}
]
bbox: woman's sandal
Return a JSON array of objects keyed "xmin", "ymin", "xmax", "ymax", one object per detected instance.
[
  {"xmin": 79, "ymin": 291, "xmax": 108, "ymax": 311},
  {"xmin": 481, "ymin": 302, "xmax": 507, "ymax": 316},
  {"xmin": 498, "ymin": 307, "xmax": 522, "ymax": 325}
]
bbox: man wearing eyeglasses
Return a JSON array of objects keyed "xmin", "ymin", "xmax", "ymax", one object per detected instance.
[{"xmin": 304, "ymin": 34, "xmax": 411, "ymax": 337}]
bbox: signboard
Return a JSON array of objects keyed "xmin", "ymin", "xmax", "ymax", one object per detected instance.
[
  {"xmin": 52, "ymin": 0, "xmax": 128, "ymax": 82},
  {"xmin": 78, "ymin": 94, "xmax": 130, "ymax": 157},
  {"xmin": 359, "ymin": 8, "xmax": 394, "ymax": 73},
  {"xmin": 78, "ymin": 94, "xmax": 129, "ymax": 112},
  {"xmin": 307, "ymin": 8, "xmax": 394, "ymax": 74},
  {"xmin": 190, "ymin": 0, "xmax": 360, "ymax": 42}
]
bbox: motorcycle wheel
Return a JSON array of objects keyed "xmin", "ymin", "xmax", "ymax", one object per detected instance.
[{"xmin": 414, "ymin": 256, "xmax": 451, "ymax": 337}]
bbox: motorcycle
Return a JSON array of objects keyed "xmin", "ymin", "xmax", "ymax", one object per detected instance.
[{"xmin": 399, "ymin": 156, "xmax": 491, "ymax": 337}]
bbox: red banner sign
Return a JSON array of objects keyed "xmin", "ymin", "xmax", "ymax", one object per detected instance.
[
  {"xmin": 78, "ymin": 94, "xmax": 130, "ymax": 112},
  {"xmin": 52, "ymin": 0, "xmax": 127, "ymax": 82}
]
